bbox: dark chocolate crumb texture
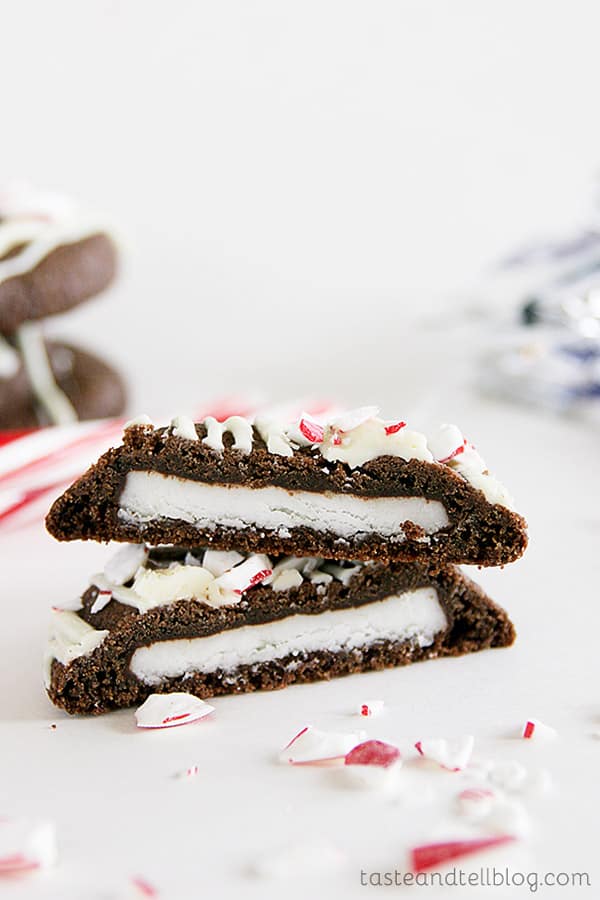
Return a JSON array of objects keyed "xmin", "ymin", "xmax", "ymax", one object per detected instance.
[
  {"xmin": 46, "ymin": 409, "xmax": 528, "ymax": 567},
  {"xmin": 46, "ymin": 545, "xmax": 515, "ymax": 715}
]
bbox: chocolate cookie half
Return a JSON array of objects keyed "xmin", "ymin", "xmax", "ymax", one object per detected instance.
[
  {"xmin": 45, "ymin": 546, "xmax": 515, "ymax": 715},
  {"xmin": 46, "ymin": 411, "xmax": 528, "ymax": 567}
]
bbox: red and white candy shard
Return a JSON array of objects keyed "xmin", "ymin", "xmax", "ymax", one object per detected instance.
[
  {"xmin": 428, "ymin": 424, "xmax": 467, "ymax": 463},
  {"xmin": 457, "ymin": 788, "xmax": 496, "ymax": 818},
  {"xmin": 0, "ymin": 819, "xmax": 57, "ymax": 874},
  {"xmin": 358, "ymin": 699, "xmax": 384, "ymax": 718},
  {"xmin": 410, "ymin": 835, "xmax": 515, "ymax": 873},
  {"xmin": 131, "ymin": 875, "xmax": 158, "ymax": 897},
  {"xmin": 90, "ymin": 589, "xmax": 112, "ymax": 615},
  {"xmin": 210, "ymin": 554, "xmax": 272, "ymax": 605},
  {"xmin": 281, "ymin": 726, "xmax": 366, "ymax": 765},
  {"xmin": 135, "ymin": 693, "xmax": 215, "ymax": 729},
  {"xmin": 298, "ymin": 417, "xmax": 325, "ymax": 444},
  {"xmin": 329, "ymin": 406, "xmax": 380, "ymax": 433},
  {"xmin": 415, "ymin": 735, "xmax": 474, "ymax": 771},
  {"xmin": 522, "ymin": 718, "xmax": 557, "ymax": 740},
  {"xmin": 345, "ymin": 740, "xmax": 401, "ymax": 768}
]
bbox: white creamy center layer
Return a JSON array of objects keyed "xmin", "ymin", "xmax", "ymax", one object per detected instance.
[
  {"xmin": 130, "ymin": 587, "xmax": 447, "ymax": 684},
  {"xmin": 118, "ymin": 471, "xmax": 449, "ymax": 539}
]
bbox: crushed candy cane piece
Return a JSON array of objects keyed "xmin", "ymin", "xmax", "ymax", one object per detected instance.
[
  {"xmin": 252, "ymin": 841, "xmax": 345, "ymax": 878},
  {"xmin": 135, "ymin": 693, "xmax": 215, "ymax": 729},
  {"xmin": 345, "ymin": 740, "xmax": 400, "ymax": 768},
  {"xmin": 522, "ymin": 718, "xmax": 557, "ymax": 740},
  {"xmin": 281, "ymin": 725, "xmax": 365, "ymax": 765},
  {"xmin": 358, "ymin": 700, "xmax": 384, "ymax": 718},
  {"xmin": 175, "ymin": 765, "xmax": 199, "ymax": 780},
  {"xmin": 0, "ymin": 819, "xmax": 57, "ymax": 874},
  {"xmin": 384, "ymin": 421, "xmax": 406, "ymax": 435},
  {"xmin": 131, "ymin": 875, "xmax": 158, "ymax": 897},
  {"xmin": 457, "ymin": 788, "xmax": 496, "ymax": 818},
  {"xmin": 271, "ymin": 569, "xmax": 303, "ymax": 591},
  {"xmin": 210, "ymin": 554, "xmax": 272, "ymax": 603},
  {"xmin": 428, "ymin": 424, "xmax": 466, "ymax": 463},
  {"xmin": 329, "ymin": 406, "xmax": 379, "ymax": 432},
  {"xmin": 201, "ymin": 549, "xmax": 244, "ymax": 577},
  {"xmin": 410, "ymin": 836, "xmax": 515, "ymax": 873},
  {"xmin": 90, "ymin": 589, "xmax": 112, "ymax": 615},
  {"xmin": 299, "ymin": 418, "xmax": 324, "ymax": 444},
  {"xmin": 104, "ymin": 544, "xmax": 148, "ymax": 586},
  {"xmin": 415, "ymin": 736, "xmax": 474, "ymax": 771}
]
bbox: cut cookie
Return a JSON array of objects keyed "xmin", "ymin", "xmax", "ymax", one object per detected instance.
[
  {"xmin": 0, "ymin": 339, "xmax": 126, "ymax": 429},
  {"xmin": 46, "ymin": 412, "xmax": 528, "ymax": 566},
  {"xmin": 45, "ymin": 545, "xmax": 515, "ymax": 715},
  {"xmin": 0, "ymin": 183, "xmax": 117, "ymax": 334}
]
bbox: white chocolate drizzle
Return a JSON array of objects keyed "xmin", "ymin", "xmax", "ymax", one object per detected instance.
[
  {"xmin": 202, "ymin": 415, "xmax": 253, "ymax": 453},
  {"xmin": 122, "ymin": 406, "xmax": 515, "ymax": 509},
  {"xmin": 15, "ymin": 322, "xmax": 77, "ymax": 425}
]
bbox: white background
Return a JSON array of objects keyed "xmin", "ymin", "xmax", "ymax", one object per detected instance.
[{"xmin": 1, "ymin": 2, "xmax": 600, "ymax": 898}]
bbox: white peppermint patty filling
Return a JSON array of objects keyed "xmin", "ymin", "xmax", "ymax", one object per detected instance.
[
  {"xmin": 118, "ymin": 471, "xmax": 449, "ymax": 539},
  {"xmin": 129, "ymin": 586, "xmax": 447, "ymax": 684}
]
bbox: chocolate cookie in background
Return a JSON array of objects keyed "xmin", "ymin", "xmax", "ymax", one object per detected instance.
[{"xmin": 0, "ymin": 182, "xmax": 126, "ymax": 429}]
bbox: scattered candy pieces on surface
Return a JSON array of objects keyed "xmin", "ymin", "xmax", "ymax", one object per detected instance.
[
  {"xmin": 522, "ymin": 718, "xmax": 557, "ymax": 740},
  {"xmin": 415, "ymin": 735, "xmax": 474, "ymax": 771},
  {"xmin": 358, "ymin": 700, "xmax": 385, "ymax": 718},
  {"xmin": 0, "ymin": 818, "xmax": 57, "ymax": 875},
  {"xmin": 134, "ymin": 693, "xmax": 215, "ymax": 729},
  {"xmin": 281, "ymin": 726, "xmax": 366, "ymax": 765},
  {"xmin": 131, "ymin": 875, "xmax": 159, "ymax": 897},
  {"xmin": 345, "ymin": 740, "xmax": 401, "ymax": 768},
  {"xmin": 409, "ymin": 835, "xmax": 516, "ymax": 873}
]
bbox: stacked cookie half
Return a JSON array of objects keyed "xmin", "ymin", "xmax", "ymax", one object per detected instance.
[
  {"xmin": 45, "ymin": 408, "xmax": 527, "ymax": 714},
  {"xmin": 0, "ymin": 183, "xmax": 125, "ymax": 429}
]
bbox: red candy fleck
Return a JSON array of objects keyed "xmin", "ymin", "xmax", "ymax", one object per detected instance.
[
  {"xmin": 162, "ymin": 713, "xmax": 190, "ymax": 724},
  {"xmin": 332, "ymin": 432, "xmax": 342, "ymax": 446},
  {"xmin": 384, "ymin": 421, "xmax": 406, "ymax": 435},
  {"xmin": 345, "ymin": 740, "xmax": 400, "ymax": 768},
  {"xmin": 523, "ymin": 720, "xmax": 535, "ymax": 739},
  {"xmin": 458, "ymin": 788, "xmax": 494, "ymax": 801},
  {"xmin": 131, "ymin": 876, "xmax": 158, "ymax": 897},
  {"xmin": 360, "ymin": 704, "xmax": 370, "ymax": 717},
  {"xmin": 246, "ymin": 569, "xmax": 273, "ymax": 590},
  {"xmin": 299, "ymin": 418, "xmax": 324, "ymax": 443},
  {"xmin": 0, "ymin": 853, "xmax": 39, "ymax": 874},
  {"xmin": 410, "ymin": 836, "xmax": 515, "ymax": 873},
  {"xmin": 438, "ymin": 439, "xmax": 467, "ymax": 463},
  {"xmin": 283, "ymin": 726, "xmax": 309, "ymax": 750}
]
